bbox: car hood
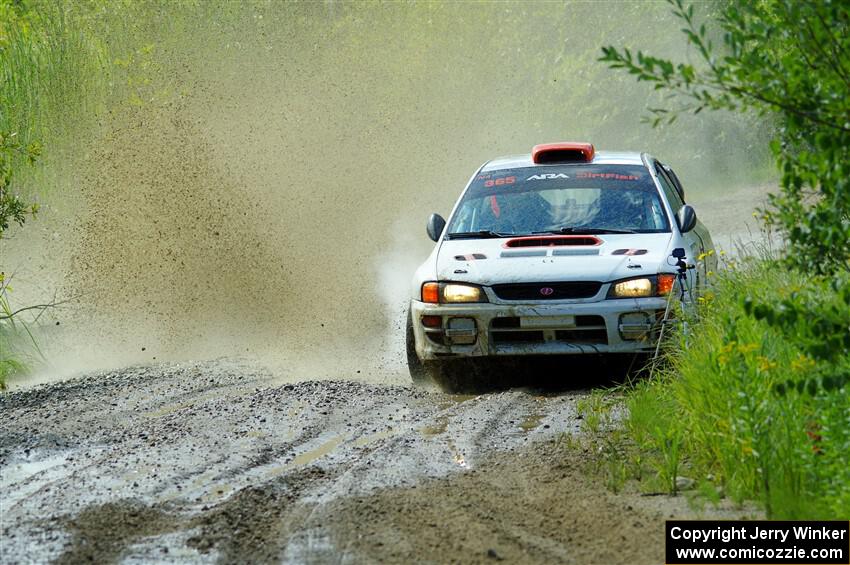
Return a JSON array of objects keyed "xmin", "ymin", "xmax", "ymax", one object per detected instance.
[{"xmin": 436, "ymin": 233, "xmax": 674, "ymax": 285}]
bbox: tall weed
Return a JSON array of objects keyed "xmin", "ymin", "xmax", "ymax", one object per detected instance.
[
  {"xmin": 0, "ymin": 1, "xmax": 110, "ymax": 382},
  {"xmin": 629, "ymin": 260, "xmax": 849, "ymax": 518},
  {"xmin": 0, "ymin": 274, "xmax": 45, "ymax": 388},
  {"xmin": 0, "ymin": 2, "xmax": 108, "ymax": 151}
]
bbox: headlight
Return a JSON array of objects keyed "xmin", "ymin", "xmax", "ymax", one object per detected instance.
[
  {"xmin": 607, "ymin": 275, "xmax": 675, "ymax": 298},
  {"xmin": 421, "ymin": 282, "xmax": 488, "ymax": 303},
  {"xmin": 443, "ymin": 284, "xmax": 483, "ymax": 303},
  {"xmin": 611, "ymin": 278, "xmax": 653, "ymax": 298}
]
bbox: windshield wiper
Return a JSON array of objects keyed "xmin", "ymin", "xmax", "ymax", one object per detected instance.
[
  {"xmin": 536, "ymin": 227, "xmax": 638, "ymax": 235},
  {"xmin": 445, "ymin": 230, "xmax": 516, "ymax": 240}
]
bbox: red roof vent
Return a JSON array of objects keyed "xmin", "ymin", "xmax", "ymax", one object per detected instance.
[{"xmin": 532, "ymin": 142, "xmax": 595, "ymax": 164}]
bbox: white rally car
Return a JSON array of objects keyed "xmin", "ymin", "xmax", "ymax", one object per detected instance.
[{"xmin": 406, "ymin": 142, "xmax": 715, "ymax": 390}]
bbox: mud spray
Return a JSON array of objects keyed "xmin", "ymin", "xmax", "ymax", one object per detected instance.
[{"xmin": 2, "ymin": 2, "xmax": 772, "ymax": 385}]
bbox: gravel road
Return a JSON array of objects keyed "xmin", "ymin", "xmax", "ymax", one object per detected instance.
[{"xmin": 1, "ymin": 359, "xmax": 749, "ymax": 564}]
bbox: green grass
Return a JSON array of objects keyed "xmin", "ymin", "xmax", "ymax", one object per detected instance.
[
  {"xmin": 626, "ymin": 259, "xmax": 850, "ymax": 518},
  {"xmin": 0, "ymin": 2, "xmax": 109, "ymax": 148},
  {"xmin": 0, "ymin": 325, "xmax": 32, "ymax": 389},
  {"xmin": 0, "ymin": 278, "xmax": 44, "ymax": 389}
]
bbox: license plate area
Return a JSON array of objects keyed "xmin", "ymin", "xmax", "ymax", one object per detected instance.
[{"xmin": 520, "ymin": 315, "xmax": 576, "ymax": 329}]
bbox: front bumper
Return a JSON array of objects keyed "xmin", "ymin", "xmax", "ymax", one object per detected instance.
[{"xmin": 410, "ymin": 298, "xmax": 667, "ymax": 360}]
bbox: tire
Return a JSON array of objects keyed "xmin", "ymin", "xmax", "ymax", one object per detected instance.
[
  {"xmin": 406, "ymin": 309, "xmax": 479, "ymax": 392},
  {"xmin": 429, "ymin": 359, "xmax": 481, "ymax": 394},
  {"xmin": 406, "ymin": 308, "xmax": 431, "ymax": 386}
]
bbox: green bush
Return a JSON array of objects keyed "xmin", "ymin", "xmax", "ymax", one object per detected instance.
[
  {"xmin": 629, "ymin": 261, "xmax": 849, "ymax": 518},
  {"xmin": 600, "ymin": 0, "xmax": 849, "ymax": 519}
]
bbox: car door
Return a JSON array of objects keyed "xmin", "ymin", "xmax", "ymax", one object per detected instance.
[
  {"xmin": 655, "ymin": 162, "xmax": 708, "ymax": 284},
  {"xmin": 659, "ymin": 163, "xmax": 717, "ymax": 275}
]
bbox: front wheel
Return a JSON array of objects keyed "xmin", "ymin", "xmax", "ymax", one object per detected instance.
[
  {"xmin": 406, "ymin": 310, "xmax": 480, "ymax": 392},
  {"xmin": 427, "ymin": 359, "xmax": 483, "ymax": 393},
  {"xmin": 406, "ymin": 309, "xmax": 430, "ymax": 386}
]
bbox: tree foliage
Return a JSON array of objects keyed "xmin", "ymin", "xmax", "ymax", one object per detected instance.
[
  {"xmin": 0, "ymin": 131, "xmax": 39, "ymax": 240},
  {"xmin": 601, "ymin": 0, "xmax": 850, "ymax": 274}
]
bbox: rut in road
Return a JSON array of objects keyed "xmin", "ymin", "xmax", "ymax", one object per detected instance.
[{"xmin": 0, "ymin": 360, "xmax": 755, "ymax": 564}]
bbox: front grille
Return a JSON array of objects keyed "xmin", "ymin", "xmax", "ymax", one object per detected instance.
[
  {"xmin": 491, "ymin": 330, "xmax": 545, "ymax": 344},
  {"xmin": 554, "ymin": 329, "xmax": 608, "ymax": 344},
  {"xmin": 491, "ymin": 281, "xmax": 602, "ymax": 301}
]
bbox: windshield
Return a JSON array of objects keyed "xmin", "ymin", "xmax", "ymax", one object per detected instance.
[{"xmin": 446, "ymin": 164, "xmax": 669, "ymax": 238}]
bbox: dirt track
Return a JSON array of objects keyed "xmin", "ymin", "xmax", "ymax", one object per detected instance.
[{"xmin": 1, "ymin": 360, "xmax": 753, "ymax": 564}]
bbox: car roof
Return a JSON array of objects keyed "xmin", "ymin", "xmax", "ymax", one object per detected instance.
[{"xmin": 480, "ymin": 150, "xmax": 646, "ymax": 172}]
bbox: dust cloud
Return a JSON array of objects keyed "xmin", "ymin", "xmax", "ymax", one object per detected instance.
[{"xmin": 2, "ymin": 2, "xmax": 772, "ymax": 384}]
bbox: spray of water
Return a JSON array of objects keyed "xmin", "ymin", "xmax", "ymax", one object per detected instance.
[{"xmin": 1, "ymin": 2, "xmax": 771, "ymax": 384}]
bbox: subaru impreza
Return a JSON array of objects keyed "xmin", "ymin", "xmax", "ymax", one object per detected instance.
[{"xmin": 406, "ymin": 142, "xmax": 715, "ymax": 389}]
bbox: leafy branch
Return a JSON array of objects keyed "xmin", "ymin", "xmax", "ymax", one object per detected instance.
[
  {"xmin": 0, "ymin": 131, "xmax": 41, "ymax": 239},
  {"xmin": 600, "ymin": 0, "xmax": 850, "ymax": 274}
]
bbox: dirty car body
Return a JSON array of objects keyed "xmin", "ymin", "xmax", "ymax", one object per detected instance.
[{"xmin": 406, "ymin": 143, "xmax": 715, "ymax": 386}]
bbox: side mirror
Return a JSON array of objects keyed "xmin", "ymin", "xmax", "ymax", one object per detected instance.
[
  {"xmin": 676, "ymin": 205, "xmax": 697, "ymax": 233},
  {"xmin": 426, "ymin": 213, "xmax": 446, "ymax": 242}
]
